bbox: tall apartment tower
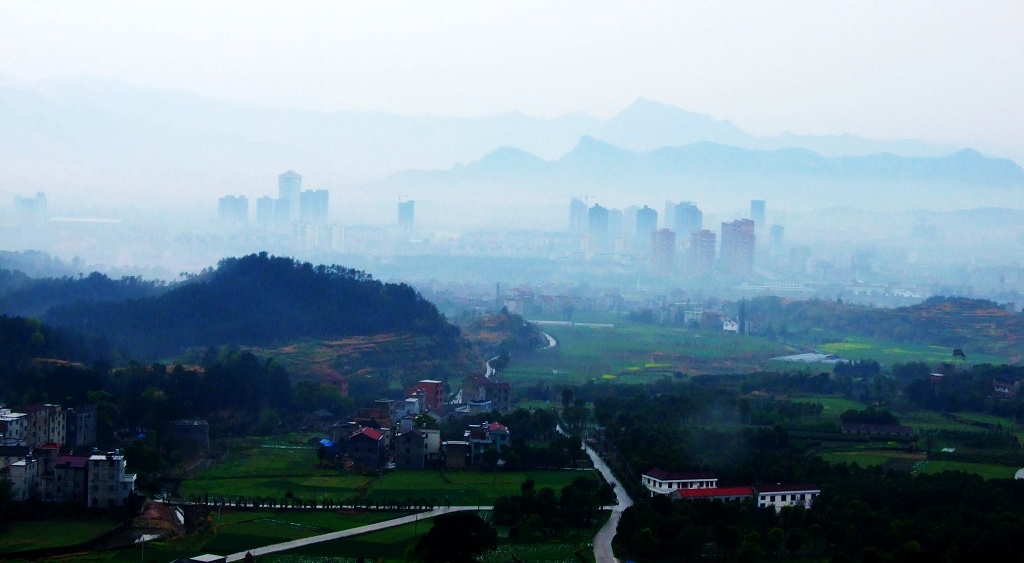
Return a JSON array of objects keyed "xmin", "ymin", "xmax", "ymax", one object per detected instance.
[
  {"xmin": 255, "ymin": 196, "xmax": 276, "ymax": 226},
  {"xmin": 278, "ymin": 170, "xmax": 302, "ymax": 221},
  {"xmin": 587, "ymin": 204, "xmax": 610, "ymax": 257},
  {"xmin": 650, "ymin": 228, "xmax": 676, "ymax": 274},
  {"xmin": 635, "ymin": 205, "xmax": 658, "ymax": 254},
  {"xmin": 690, "ymin": 230, "xmax": 716, "ymax": 275},
  {"xmin": 673, "ymin": 202, "xmax": 703, "ymax": 247},
  {"xmin": 769, "ymin": 224, "xmax": 785, "ymax": 259},
  {"xmin": 217, "ymin": 195, "xmax": 248, "ymax": 223},
  {"xmin": 720, "ymin": 219, "xmax": 756, "ymax": 275},
  {"xmin": 569, "ymin": 197, "xmax": 588, "ymax": 234},
  {"xmin": 299, "ymin": 189, "xmax": 329, "ymax": 224},
  {"xmin": 398, "ymin": 199, "xmax": 415, "ymax": 236},
  {"xmin": 750, "ymin": 200, "xmax": 766, "ymax": 231}
]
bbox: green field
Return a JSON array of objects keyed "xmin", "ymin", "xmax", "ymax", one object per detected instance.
[
  {"xmin": 817, "ymin": 336, "xmax": 1007, "ymax": 366},
  {"xmin": 916, "ymin": 460, "xmax": 1019, "ymax": 480},
  {"xmin": 266, "ymin": 520, "xmax": 426, "ymax": 562},
  {"xmin": 366, "ymin": 469, "xmax": 599, "ymax": 506},
  {"xmin": 509, "ymin": 323, "xmax": 793, "ymax": 384},
  {"xmin": 180, "ymin": 439, "xmax": 594, "ymax": 507},
  {"xmin": 35, "ymin": 512, "xmax": 401, "ymax": 563},
  {"xmin": 0, "ymin": 517, "xmax": 122, "ymax": 554}
]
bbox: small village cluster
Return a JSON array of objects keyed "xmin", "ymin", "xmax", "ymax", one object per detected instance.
[
  {"xmin": 313, "ymin": 377, "xmax": 512, "ymax": 472},
  {"xmin": 1, "ymin": 403, "xmax": 136, "ymax": 506}
]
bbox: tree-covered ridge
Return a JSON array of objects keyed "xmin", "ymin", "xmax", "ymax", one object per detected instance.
[
  {"xmin": 747, "ymin": 295, "xmax": 1023, "ymax": 360},
  {"xmin": 0, "ymin": 271, "xmax": 167, "ymax": 318},
  {"xmin": 43, "ymin": 253, "xmax": 462, "ymax": 359},
  {"xmin": 0, "ymin": 315, "xmax": 105, "ymax": 381}
]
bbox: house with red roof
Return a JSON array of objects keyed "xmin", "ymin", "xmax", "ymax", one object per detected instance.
[
  {"xmin": 45, "ymin": 454, "xmax": 90, "ymax": 503},
  {"xmin": 670, "ymin": 486, "xmax": 754, "ymax": 503},
  {"xmin": 465, "ymin": 421, "xmax": 510, "ymax": 467},
  {"xmin": 349, "ymin": 427, "xmax": 385, "ymax": 470}
]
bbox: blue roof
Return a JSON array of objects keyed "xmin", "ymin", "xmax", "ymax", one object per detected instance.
[{"xmin": 319, "ymin": 439, "xmax": 334, "ymax": 447}]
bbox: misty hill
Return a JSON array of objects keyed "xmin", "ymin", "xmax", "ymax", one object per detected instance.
[
  {"xmin": 383, "ymin": 137, "xmax": 1024, "ymax": 210},
  {"xmin": 1, "ymin": 79, "xmax": 986, "ymax": 208},
  {"xmin": 749, "ymin": 296, "xmax": 1024, "ymax": 362},
  {"xmin": 42, "ymin": 253, "xmax": 462, "ymax": 360},
  {"xmin": 0, "ymin": 271, "xmax": 167, "ymax": 318}
]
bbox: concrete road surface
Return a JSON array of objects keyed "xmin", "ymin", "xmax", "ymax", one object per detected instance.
[{"xmin": 224, "ymin": 506, "xmax": 488, "ymax": 562}]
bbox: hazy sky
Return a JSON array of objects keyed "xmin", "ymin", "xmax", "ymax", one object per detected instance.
[{"xmin": 2, "ymin": 1, "xmax": 1023, "ymax": 155}]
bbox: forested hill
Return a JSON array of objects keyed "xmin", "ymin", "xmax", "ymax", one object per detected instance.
[
  {"xmin": 43, "ymin": 253, "xmax": 462, "ymax": 360},
  {"xmin": 747, "ymin": 296, "xmax": 1023, "ymax": 360},
  {"xmin": 0, "ymin": 271, "xmax": 167, "ymax": 318}
]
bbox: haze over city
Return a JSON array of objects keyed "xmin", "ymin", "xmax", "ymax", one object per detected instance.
[{"xmin": 2, "ymin": 1, "xmax": 1023, "ymax": 298}]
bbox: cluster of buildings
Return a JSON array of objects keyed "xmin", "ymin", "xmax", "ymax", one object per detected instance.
[
  {"xmin": 217, "ymin": 171, "xmax": 337, "ymax": 251},
  {"xmin": 0, "ymin": 403, "xmax": 136, "ymax": 507},
  {"xmin": 641, "ymin": 468, "xmax": 820, "ymax": 512},
  {"xmin": 316, "ymin": 375, "xmax": 514, "ymax": 473},
  {"xmin": 568, "ymin": 197, "xmax": 784, "ymax": 277}
]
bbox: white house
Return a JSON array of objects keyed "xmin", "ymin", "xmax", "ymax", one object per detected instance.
[
  {"xmin": 9, "ymin": 457, "xmax": 39, "ymax": 501},
  {"xmin": 642, "ymin": 469, "xmax": 718, "ymax": 496},
  {"xmin": 722, "ymin": 320, "xmax": 739, "ymax": 332},
  {"xmin": 755, "ymin": 484, "xmax": 820, "ymax": 512},
  {"xmin": 87, "ymin": 452, "xmax": 136, "ymax": 508}
]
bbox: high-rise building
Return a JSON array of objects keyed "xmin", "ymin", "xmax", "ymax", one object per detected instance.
[
  {"xmin": 674, "ymin": 202, "xmax": 703, "ymax": 247},
  {"xmin": 769, "ymin": 224, "xmax": 784, "ymax": 258},
  {"xmin": 663, "ymin": 200, "xmax": 676, "ymax": 230},
  {"xmin": 278, "ymin": 170, "xmax": 302, "ymax": 221},
  {"xmin": 650, "ymin": 228, "xmax": 676, "ymax": 274},
  {"xmin": 299, "ymin": 189, "xmax": 329, "ymax": 224},
  {"xmin": 273, "ymin": 198, "xmax": 292, "ymax": 226},
  {"xmin": 587, "ymin": 204, "xmax": 610, "ymax": 257},
  {"xmin": 635, "ymin": 205, "xmax": 658, "ymax": 253},
  {"xmin": 256, "ymin": 196, "xmax": 276, "ymax": 226},
  {"xmin": 569, "ymin": 197, "xmax": 588, "ymax": 234},
  {"xmin": 720, "ymin": 219, "xmax": 756, "ymax": 275},
  {"xmin": 398, "ymin": 200, "xmax": 415, "ymax": 236},
  {"xmin": 690, "ymin": 230, "xmax": 716, "ymax": 275},
  {"xmin": 750, "ymin": 200, "xmax": 766, "ymax": 231},
  {"xmin": 608, "ymin": 208, "xmax": 623, "ymax": 240},
  {"xmin": 622, "ymin": 205, "xmax": 639, "ymax": 237},
  {"xmin": 15, "ymin": 192, "xmax": 47, "ymax": 221},
  {"xmin": 217, "ymin": 195, "xmax": 248, "ymax": 223}
]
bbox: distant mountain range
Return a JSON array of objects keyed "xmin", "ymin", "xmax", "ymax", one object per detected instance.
[
  {"xmin": 380, "ymin": 136, "xmax": 1024, "ymax": 212},
  {"xmin": 2, "ymin": 78, "xmax": 1013, "ymax": 213}
]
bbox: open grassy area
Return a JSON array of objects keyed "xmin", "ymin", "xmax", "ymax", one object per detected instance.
[
  {"xmin": 508, "ymin": 322, "xmax": 793, "ymax": 384},
  {"xmin": 180, "ymin": 438, "xmax": 594, "ymax": 507},
  {"xmin": 269, "ymin": 520, "xmax": 426, "ymax": 562},
  {"xmin": 791, "ymin": 396, "xmax": 867, "ymax": 420},
  {"xmin": 916, "ymin": 460, "xmax": 1019, "ymax": 480},
  {"xmin": 367, "ymin": 469, "xmax": 598, "ymax": 507},
  {"xmin": 37, "ymin": 511, "xmax": 400, "ymax": 563},
  {"xmin": 0, "ymin": 517, "xmax": 122, "ymax": 554},
  {"xmin": 817, "ymin": 336, "xmax": 1007, "ymax": 367}
]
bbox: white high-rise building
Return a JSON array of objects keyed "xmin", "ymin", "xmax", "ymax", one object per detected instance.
[{"xmin": 278, "ymin": 170, "xmax": 302, "ymax": 222}]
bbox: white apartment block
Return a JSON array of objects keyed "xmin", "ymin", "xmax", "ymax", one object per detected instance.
[{"xmin": 87, "ymin": 452, "xmax": 136, "ymax": 508}]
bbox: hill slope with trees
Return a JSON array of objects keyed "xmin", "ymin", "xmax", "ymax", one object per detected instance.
[{"xmin": 42, "ymin": 253, "xmax": 463, "ymax": 360}]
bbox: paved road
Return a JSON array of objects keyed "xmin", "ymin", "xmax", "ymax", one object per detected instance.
[
  {"xmin": 223, "ymin": 506, "xmax": 490, "ymax": 562},
  {"xmin": 555, "ymin": 424, "xmax": 633, "ymax": 563},
  {"xmin": 585, "ymin": 443, "xmax": 633, "ymax": 563}
]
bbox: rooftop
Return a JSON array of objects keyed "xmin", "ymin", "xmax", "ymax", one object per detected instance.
[
  {"xmin": 755, "ymin": 483, "xmax": 820, "ymax": 494},
  {"xmin": 645, "ymin": 468, "xmax": 717, "ymax": 482}
]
